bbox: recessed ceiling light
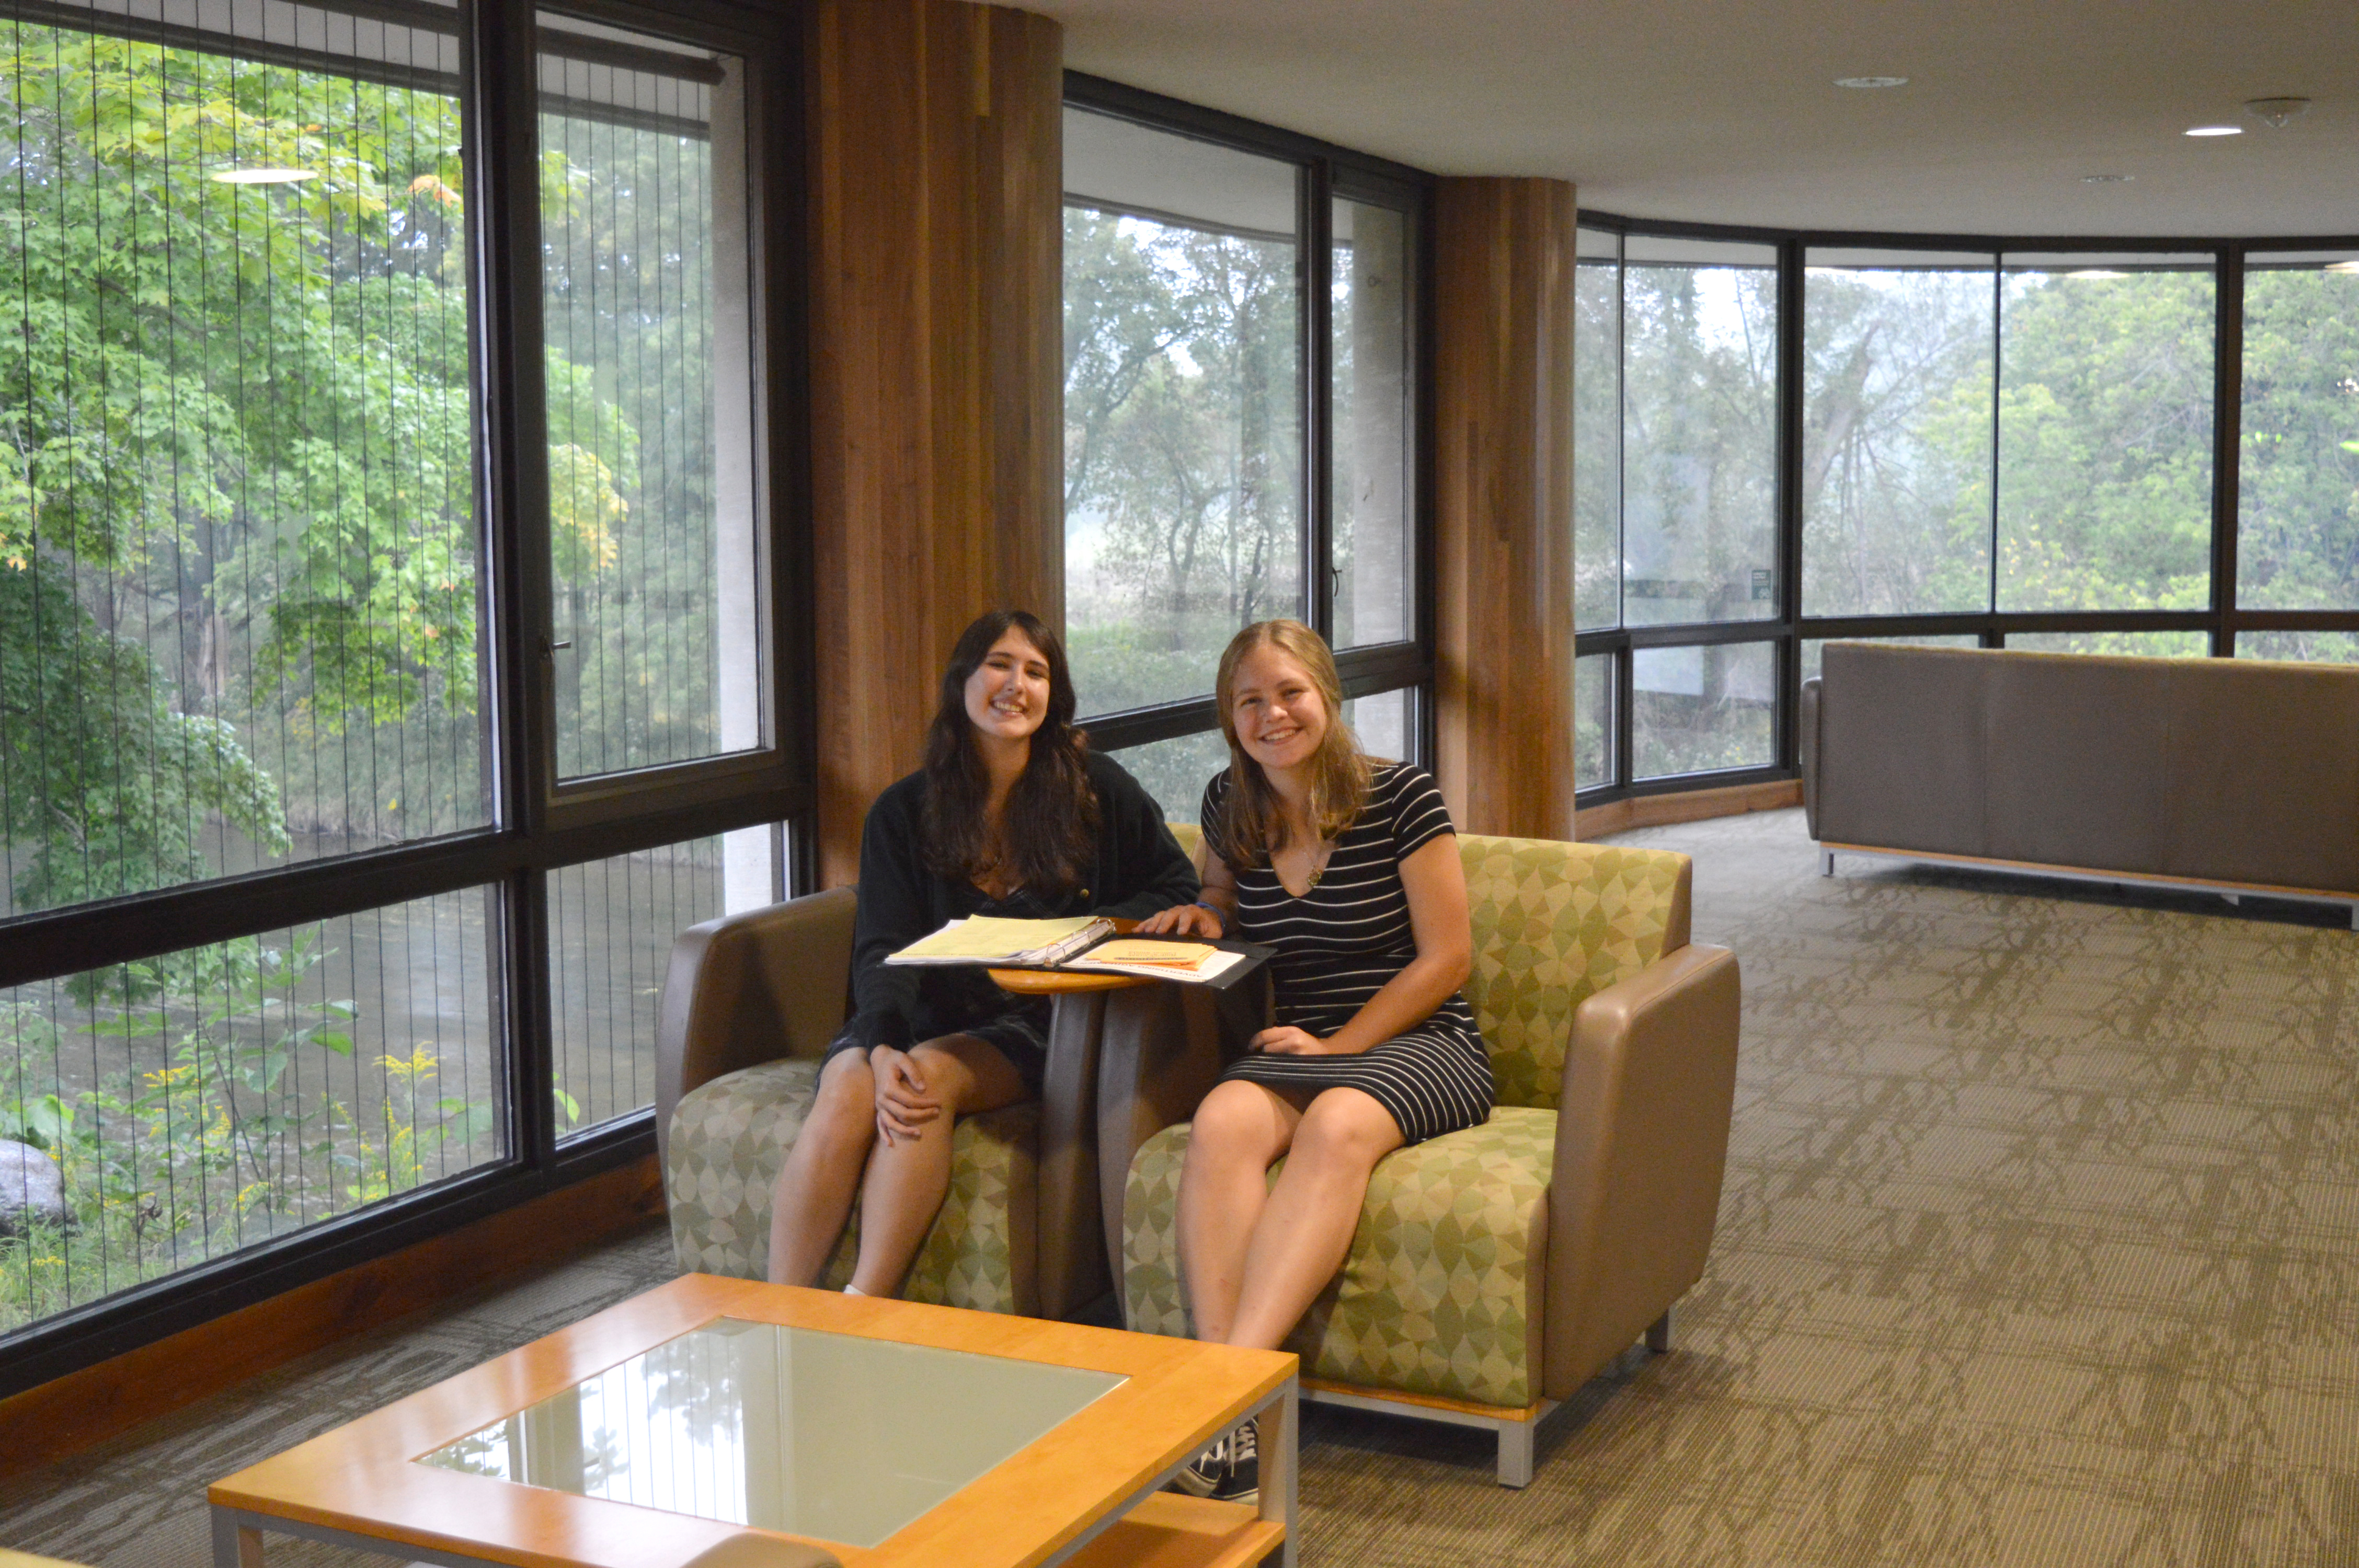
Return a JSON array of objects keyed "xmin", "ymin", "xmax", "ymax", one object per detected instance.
[
  {"xmin": 2081, "ymin": 174, "xmax": 2134, "ymax": 184},
  {"xmin": 2184, "ymin": 125, "xmax": 2242, "ymax": 137},
  {"xmin": 2246, "ymin": 97, "xmax": 2311, "ymax": 129},
  {"xmin": 1835, "ymin": 76, "xmax": 1908, "ymax": 89},
  {"xmin": 211, "ymin": 167, "xmax": 318, "ymax": 183}
]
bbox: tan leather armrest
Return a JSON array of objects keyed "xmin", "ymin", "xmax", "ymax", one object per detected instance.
[
  {"xmin": 655, "ymin": 886, "xmax": 857, "ymax": 1167},
  {"xmin": 1542, "ymin": 942, "xmax": 1740, "ymax": 1400}
]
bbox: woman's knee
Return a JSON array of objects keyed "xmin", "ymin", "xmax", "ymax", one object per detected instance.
[
  {"xmin": 1189, "ymin": 1080, "xmax": 1289, "ymax": 1159},
  {"xmin": 1291, "ymin": 1090, "xmax": 1402, "ymax": 1169}
]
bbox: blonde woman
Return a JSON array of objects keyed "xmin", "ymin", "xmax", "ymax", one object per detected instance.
[{"xmin": 1139, "ymin": 619, "xmax": 1491, "ymax": 1501}]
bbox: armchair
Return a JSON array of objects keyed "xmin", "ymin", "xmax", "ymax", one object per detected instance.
[
  {"xmin": 656, "ymin": 886, "xmax": 1116, "ymax": 1318},
  {"xmin": 1111, "ymin": 835, "xmax": 1740, "ymax": 1485}
]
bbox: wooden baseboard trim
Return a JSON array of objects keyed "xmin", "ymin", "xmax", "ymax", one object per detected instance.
[
  {"xmin": 1576, "ymin": 778, "xmax": 1802, "ymax": 839},
  {"xmin": 0, "ymin": 1156, "xmax": 666, "ymax": 1480}
]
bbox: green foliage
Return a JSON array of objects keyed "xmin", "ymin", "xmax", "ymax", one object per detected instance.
[{"xmin": 1063, "ymin": 208, "xmax": 1301, "ymax": 711}]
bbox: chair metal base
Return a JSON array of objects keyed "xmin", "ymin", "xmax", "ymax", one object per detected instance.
[{"xmin": 1298, "ymin": 1309, "xmax": 1677, "ymax": 1488}]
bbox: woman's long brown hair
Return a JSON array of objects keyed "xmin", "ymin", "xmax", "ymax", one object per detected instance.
[
  {"xmin": 920, "ymin": 609, "xmax": 1097, "ymax": 898},
  {"xmin": 1203, "ymin": 619, "xmax": 1372, "ymax": 871}
]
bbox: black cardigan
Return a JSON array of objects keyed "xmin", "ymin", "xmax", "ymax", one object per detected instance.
[{"xmin": 831, "ymin": 752, "xmax": 1200, "ymax": 1057}]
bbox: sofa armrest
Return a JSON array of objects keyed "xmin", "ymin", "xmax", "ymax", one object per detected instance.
[
  {"xmin": 1542, "ymin": 942, "xmax": 1740, "ymax": 1401},
  {"xmin": 655, "ymin": 885, "xmax": 858, "ymax": 1168}
]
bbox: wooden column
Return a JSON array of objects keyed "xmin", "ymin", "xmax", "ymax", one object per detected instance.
[
  {"xmin": 806, "ymin": 0, "xmax": 1064, "ymax": 884},
  {"xmin": 1431, "ymin": 178, "xmax": 1578, "ymax": 840}
]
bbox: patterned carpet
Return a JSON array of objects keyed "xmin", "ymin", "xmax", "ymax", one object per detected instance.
[{"xmin": 5, "ymin": 805, "xmax": 2355, "ymax": 1565}]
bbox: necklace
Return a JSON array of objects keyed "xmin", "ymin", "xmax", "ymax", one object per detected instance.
[{"xmin": 1298, "ymin": 837, "xmax": 1336, "ymax": 891}]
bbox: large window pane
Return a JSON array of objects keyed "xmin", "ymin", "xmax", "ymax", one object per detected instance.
[
  {"xmin": 1574, "ymin": 229, "xmax": 1620, "ymax": 631},
  {"xmin": 1802, "ymin": 251, "xmax": 1996, "ymax": 616},
  {"xmin": 0, "ymin": 6, "xmax": 485, "ymax": 920},
  {"xmin": 2239, "ymin": 255, "xmax": 2359, "ymax": 610},
  {"xmin": 549, "ymin": 833, "xmax": 776, "ymax": 1135},
  {"xmin": 1331, "ymin": 199, "xmax": 1413, "ymax": 649},
  {"xmin": 1996, "ymin": 256, "xmax": 2214, "ymax": 614},
  {"xmin": 1633, "ymin": 641, "xmax": 1774, "ymax": 778},
  {"xmin": 1622, "ymin": 237, "xmax": 1778, "ymax": 628},
  {"xmin": 539, "ymin": 17, "xmax": 762, "ymax": 779},
  {"xmin": 1101, "ymin": 731, "xmax": 1231, "ymax": 826},
  {"xmin": 1063, "ymin": 109, "xmax": 1304, "ymax": 716},
  {"xmin": 1574, "ymin": 653, "xmax": 1613, "ymax": 790},
  {"xmin": 0, "ymin": 888, "xmax": 496, "ymax": 1333}
]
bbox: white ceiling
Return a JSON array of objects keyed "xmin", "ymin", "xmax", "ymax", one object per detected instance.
[{"xmin": 1030, "ymin": 0, "xmax": 2359, "ymax": 238}]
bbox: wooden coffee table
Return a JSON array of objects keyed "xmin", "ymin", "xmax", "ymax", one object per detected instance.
[{"xmin": 209, "ymin": 1274, "xmax": 1296, "ymax": 1568}]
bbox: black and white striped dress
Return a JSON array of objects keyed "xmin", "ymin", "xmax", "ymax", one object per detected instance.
[{"xmin": 1205, "ymin": 762, "xmax": 1493, "ymax": 1145}]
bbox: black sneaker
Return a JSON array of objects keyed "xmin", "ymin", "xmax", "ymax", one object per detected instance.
[{"xmin": 1171, "ymin": 1419, "xmax": 1258, "ymax": 1505}]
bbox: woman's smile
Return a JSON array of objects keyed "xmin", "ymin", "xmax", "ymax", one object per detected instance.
[{"xmin": 964, "ymin": 629, "xmax": 1052, "ymax": 742}]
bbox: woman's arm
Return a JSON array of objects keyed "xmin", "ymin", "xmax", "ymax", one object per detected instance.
[
  {"xmin": 1137, "ymin": 838, "xmax": 1236, "ymax": 937},
  {"xmin": 1255, "ymin": 833, "xmax": 1472, "ymax": 1056},
  {"xmin": 836, "ymin": 781, "xmax": 940, "ymax": 1052}
]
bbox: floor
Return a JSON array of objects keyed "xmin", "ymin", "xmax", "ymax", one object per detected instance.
[{"xmin": 6, "ymin": 806, "xmax": 2357, "ymax": 1566}]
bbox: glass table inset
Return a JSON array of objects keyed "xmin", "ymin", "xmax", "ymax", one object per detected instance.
[{"xmin": 418, "ymin": 1317, "xmax": 1127, "ymax": 1548}]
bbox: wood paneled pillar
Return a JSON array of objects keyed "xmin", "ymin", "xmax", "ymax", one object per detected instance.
[
  {"xmin": 806, "ymin": 0, "xmax": 1063, "ymax": 884},
  {"xmin": 1431, "ymin": 178, "xmax": 1578, "ymax": 840}
]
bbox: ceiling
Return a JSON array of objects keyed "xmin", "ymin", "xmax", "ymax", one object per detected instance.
[{"xmin": 1029, "ymin": 0, "xmax": 2359, "ymax": 239}]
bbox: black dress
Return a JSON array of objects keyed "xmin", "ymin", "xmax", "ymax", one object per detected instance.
[
  {"xmin": 827, "ymin": 752, "xmax": 1199, "ymax": 1090},
  {"xmin": 1204, "ymin": 762, "xmax": 1493, "ymax": 1145}
]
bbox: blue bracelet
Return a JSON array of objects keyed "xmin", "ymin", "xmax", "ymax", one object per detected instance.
[{"xmin": 1189, "ymin": 900, "xmax": 1227, "ymax": 936}]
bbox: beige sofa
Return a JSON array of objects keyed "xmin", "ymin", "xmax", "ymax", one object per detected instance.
[{"xmin": 1802, "ymin": 642, "xmax": 2359, "ymax": 926}]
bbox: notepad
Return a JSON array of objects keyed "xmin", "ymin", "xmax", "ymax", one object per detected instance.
[
  {"xmin": 1084, "ymin": 939, "xmax": 1217, "ymax": 968},
  {"xmin": 885, "ymin": 915, "xmax": 1112, "ymax": 966}
]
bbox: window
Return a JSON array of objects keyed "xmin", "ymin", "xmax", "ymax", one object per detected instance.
[
  {"xmin": 1802, "ymin": 250, "xmax": 1995, "ymax": 618},
  {"xmin": 2239, "ymin": 252, "xmax": 2359, "ymax": 612},
  {"xmin": 1580, "ymin": 216, "xmax": 2359, "ymax": 805},
  {"xmin": 1062, "ymin": 81, "xmax": 1431, "ymax": 811},
  {"xmin": 0, "ymin": 0, "xmax": 804, "ymax": 1368},
  {"xmin": 1997, "ymin": 255, "xmax": 2215, "ymax": 615},
  {"xmin": 1621, "ymin": 237, "xmax": 1779, "ymax": 629}
]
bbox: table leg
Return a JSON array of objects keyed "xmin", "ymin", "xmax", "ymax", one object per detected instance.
[
  {"xmin": 1258, "ymin": 1376, "xmax": 1299, "ymax": 1568},
  {"xmin": 210, "ymin": 1508, "xmax": 264, "ymax": 1568}
]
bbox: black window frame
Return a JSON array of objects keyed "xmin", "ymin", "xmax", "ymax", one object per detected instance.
[
  {"xmin": 1060, "ymin": 74, "xmax": 1438, "ymax": 772},
  {"xmin": 1574, "ymin": 210, "xmax": 2359, "ymax": 806},
  {"xmin": 0, "ymin": 0, "xmax": 814, "ymax": 1395}
]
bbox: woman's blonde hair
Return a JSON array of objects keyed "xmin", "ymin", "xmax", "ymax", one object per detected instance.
[{"xmin": 1205, "ymin": 619, "xmax": 1372, "ymax": 869}]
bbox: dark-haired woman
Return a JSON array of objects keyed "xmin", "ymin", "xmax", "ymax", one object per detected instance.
[
  {"xmin": 766, "ymin": 609, "xmax": 1198, "ymax": 1297},
  {"xmin": 1138, "ymin": 619, "xmax": 1488, "ymax": 1501}
]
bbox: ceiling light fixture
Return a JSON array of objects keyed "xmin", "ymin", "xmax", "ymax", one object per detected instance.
[
  {"xmin": 210, "ymin": 167, "xmax": 317, "ymax": 184},
  {"xmin": 2183, "ymin": 125, "xmax": 2242, "ymax": 137},
  {"xmin": 2246, "ymin": 97, "xmax": 2311, "ymax": 129},
  {"xmin": 1834, "ymin": 76, "xmax": 1908, "ymax": 89},
  {"xmin": 2065, "ymin": 269, "xmax": 2128, "ymax": 280},
  {"xmin": 2081, "ymin": 174, "xmax": 2134, "ymax": 184}
]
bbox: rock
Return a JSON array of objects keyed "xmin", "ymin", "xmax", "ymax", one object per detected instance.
[{"xmin": 0, "ymin": 1139, "xmax": 67, "ymax": 1239}]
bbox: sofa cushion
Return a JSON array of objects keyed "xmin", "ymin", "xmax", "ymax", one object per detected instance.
[
  {"xmin": 1125, "ymin": 1106, "xmax": 1554, "ymax": 1410},
  {"xmin": 668, "ymin": 1057, "xmax": 1037, "ymax": 1312},
  {"xmin": 1460, "ymin": 835, "xmax": 1687, "ymax": 1111}
]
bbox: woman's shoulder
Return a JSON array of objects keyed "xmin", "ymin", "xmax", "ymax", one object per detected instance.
[
  {"xmin": 1363, "ymin": 760, "xmax": 1454, "ymax": 838},
  {"xmin": 869, "ymin": 768, "xmax": 930, "ymax": 819}
]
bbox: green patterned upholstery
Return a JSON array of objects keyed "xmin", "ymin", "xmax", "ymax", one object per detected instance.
[
  {"xmin": 1126, "ymin": 1108, "xmax": 1555, "ymax": 1407},
  {"xmin": 1122, "ymin": 832, "xmax": 1694, "ymax": 1414},
  {"xmin": 668, "ymin": 1056, "xmax": 1036, "ymax": 1313},
  {"xmin": 1459, "ymin": 836, "xmax": 1687, "ymax": 1110}
]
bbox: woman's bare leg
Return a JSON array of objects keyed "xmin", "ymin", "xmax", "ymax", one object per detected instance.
[
  {"xmin": 1176, "ymin": 1080, "xmax": 1303, "ymax": 1344},
  {"xmin": 848, "ymin": 1035, "xmax": 1027, "ymax": 1297},
  {"xmin": 768, "ymin": 1049, "xmax": 880, "ymax": 1285},
  {"xmin": 1224, "ymin": 1087, "xmax": 1403, "ymax": 1351}
]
